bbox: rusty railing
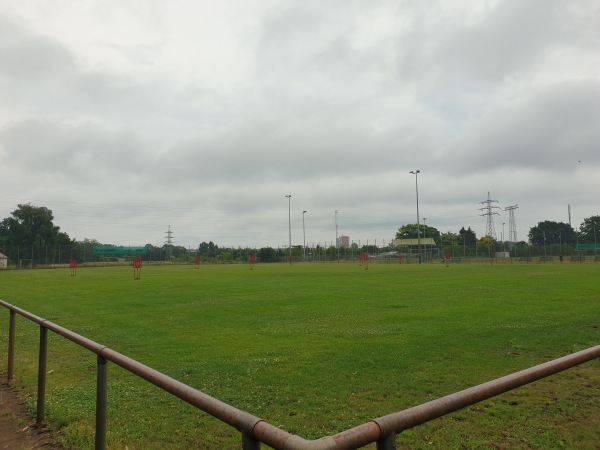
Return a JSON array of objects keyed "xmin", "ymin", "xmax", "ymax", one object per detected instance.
[{"xmin": 2, "ymin": 299, "xmax": 599, "ymax": 449}]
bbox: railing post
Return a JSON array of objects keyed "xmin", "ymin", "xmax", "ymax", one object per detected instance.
[
  {"xmin": 242, "ymin": 431, "xmax": 261, "ymax": 449},
  {"xmin": 96, "ymin": 354, "xmax": 108, "ymax": 450},
  {"xmin": 377, "ymin": 432, "xmax": 396, "ymax": 450},
  {"xmin": 8, "ymin": 310, "xmax": 16, "ymax": 382},
  {"xmin": 37, "ymin": 325, "xmax": 48, "ymax": 423}
]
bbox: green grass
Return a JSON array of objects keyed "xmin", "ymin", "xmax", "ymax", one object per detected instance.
[{"xmin": 1, "ymin": 263, "xmax": 599, "ymax": 449}]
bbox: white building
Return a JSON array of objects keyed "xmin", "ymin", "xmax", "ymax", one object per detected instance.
[
  {"xmin": 0, "ymin": 253, "xmax": 7, "ymax": 269},
  {"xmin": 337, "ymin": 235, "xmax": 350, "ymax": 249}
]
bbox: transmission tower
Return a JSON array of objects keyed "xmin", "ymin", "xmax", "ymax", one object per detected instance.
[
  {"xmin": 504, "ymin": 205, "xmax": 519, "ymax": 244},
  {"xmin": 479, "ymin": 192, "xmax": 500, "ymax": 239},
  {"xmin": 164, "ymin": 225, "xmax": 174, "ymax": 259}
]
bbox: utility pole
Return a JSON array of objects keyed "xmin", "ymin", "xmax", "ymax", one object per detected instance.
[
  {"xmin": 423, "ymin": 218, "xmax": 427, "ymax": 261},
  {"xmin": 335, "ymin": 210, "xmax": 339, "ymax": 260},
  {"xmin": 410, "ymin": 170, "xmax": 421, "ymax": 264},
  {"xmin": 285, "ymin": 195, "xmax": 292, "ymax": 264},
  {"xmin": 303, "ymin": 210, "xmax": 307, "ymax": 261}
]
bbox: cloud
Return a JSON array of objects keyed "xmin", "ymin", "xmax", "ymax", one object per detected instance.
[
  {"xmin": 445, "ymin": 79, "xmax": 600, "ymax": 172},
  {"xmin": 0, "ymin": 1, "xmax": 599, "ymax": 247},
  {"xmin": 0, "ymin": 14, "xmax": 75, "ymax": 82},
  {"xmin": 0, "ymin": 118, "xmax": 154, "ymax": 183},
  {"xmin": 434, "ymin": 0, "xmax": 565, "ymax": 83}
]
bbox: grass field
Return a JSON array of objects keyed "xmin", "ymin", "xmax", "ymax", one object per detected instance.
[{"xmin": 1, "ymin": 262, "xmax": 599, "ymax": 449}]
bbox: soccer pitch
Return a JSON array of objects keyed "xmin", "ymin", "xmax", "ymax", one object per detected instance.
[{"xmin": 1, "ymin": 263, "xmax": 599, "ymax": 449}]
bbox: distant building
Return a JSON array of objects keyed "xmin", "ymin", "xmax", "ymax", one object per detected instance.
[
  {"xmin": 337, "ymin": 235, "xmax": 350, "ymax": 249},
  {"xmin": 392, "ymin": 238, "xmax": 437, "ymax": 247},
  {"xmin": 393, "ymin": 238, "xmax": 438, "ymax": 259},
  {"xmin": 0, "ymin": 253, "xmax": 7, "ymax": 270}
]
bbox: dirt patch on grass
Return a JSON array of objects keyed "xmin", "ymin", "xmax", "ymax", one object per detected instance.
[{"xmin": 0, "ymin": 377, "xmax": 63, "ymax": 449}]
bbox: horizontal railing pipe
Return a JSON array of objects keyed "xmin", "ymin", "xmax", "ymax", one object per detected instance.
[
  {"xmin": 98, "ymin": 347, "xmax": 264, "ymax": 434},
  {"xmin": 330, "ymin": 422, "xmax": 383, "ymax": 450},
  {"xmin": 2, "ymin": 299, "xmax": 599, "ymax": 450},
  {"xmin": 2, "ymin": 303, "xmax": 106, "ymax": 354},
  {"xmin": 371, "ymin": 344, "xmax": 600, "ymax": 437}
]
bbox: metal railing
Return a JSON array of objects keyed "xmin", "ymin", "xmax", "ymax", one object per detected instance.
[{"xmin": 2, "ymin": 299, "xmax": 599, "ymax": 450}]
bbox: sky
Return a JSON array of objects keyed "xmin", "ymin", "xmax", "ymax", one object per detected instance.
[{"xmin": 1, "ymin": 0, "xmax": 599, "ymax": 249}]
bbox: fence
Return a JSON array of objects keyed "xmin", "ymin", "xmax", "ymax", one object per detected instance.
[
  {"xmin": 2, "ymin": 299, "xmax": 599, "ymax": 449},
  {"xmin": 2, "ymin": 242, "xmax": 599, "ymax": 269}
]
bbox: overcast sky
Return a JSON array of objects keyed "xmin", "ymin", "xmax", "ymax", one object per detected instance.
[{"xmin": 1, "ymin": 0, "xmax": 599, "ymax": 249}]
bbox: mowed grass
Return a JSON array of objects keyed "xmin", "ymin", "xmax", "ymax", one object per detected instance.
[{"xmin": 1, "ymin": 262, "xmax": 599, "ymax": 449}]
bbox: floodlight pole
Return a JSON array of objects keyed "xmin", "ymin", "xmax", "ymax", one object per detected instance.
[
  {"xmin": 543, "ymin": 231, "xmax": 547, "ymax": 257},
  {"xmin": 285, "ymin": 195, "xmax": 292, "ymax": 264},
  {"xmin": 303, "ymin": 211, "xmax": 307, "ymax": 261},
  {"xmin": 410, "ymin": 170, "xmax": 422, "ymax": 264},
  {"xmin": 423, "ymin": 218, "xmax": 427, "ymax": 261},
  {"xmin": 559, "ymin": 230, "xmax": 563, "ymax": 260}
]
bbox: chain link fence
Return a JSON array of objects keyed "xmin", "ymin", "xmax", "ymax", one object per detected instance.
[{"xmin": 1, "ymin": 241, "xmax": 598, "ymax": 268}]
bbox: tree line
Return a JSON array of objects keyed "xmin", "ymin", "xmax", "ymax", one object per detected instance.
[
  {"xmin": 0, "ymin": 203, "xmax": 347, "ymax": 264},
  {"xmin": 1, "ymin": 203, "xmax": 599, "ymax": 266},
  {"xmin": 394, "ymin": 216, "xmax": 599, "ymax": 247}
]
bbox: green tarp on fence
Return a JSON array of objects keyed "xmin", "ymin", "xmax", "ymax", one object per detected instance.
[
  {"xmin": 93, "ymin": 246, "xmax": 147, "ymax": 256},
  {"xmin": 576, "ymin": 244, "xmax": 600, "ymax": 250}
]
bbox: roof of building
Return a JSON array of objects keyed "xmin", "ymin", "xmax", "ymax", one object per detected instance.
[{"xmin": 393, "ymin": 238, "xmax": 437, "ymax": 246}]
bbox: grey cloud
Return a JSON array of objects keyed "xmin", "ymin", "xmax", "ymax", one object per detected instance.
[
  {"xmin": 434, "ymin": 0, "xmax": 565, "ymax": 83},
  {"xmin": 256, "ymin": 2, "xmax": 395, "ymax": 100},
  {"xmin": 155, "ymin": 115, "xmax": 438, "ymax": 189},
  {"xmin": 0, "ymin": 1, "xmax": 598, "ymax": 247},
  {"xmin": 444, "ymin": 79, "xmax": 600, "ymax": 172},
  {"xmin": 0, "ymin": 14, "xmax": 200, "ymax": 138},
  {"xmin": 0, "ymin": 119, "xmax": 153, "ymax": 183},
  {"xmin": 392, "ymin": 0, "xmax": 596, "ymax": 125},
  {"xmin": 0, "ymin": 15, "xmax": 74, "ymax": 81}
]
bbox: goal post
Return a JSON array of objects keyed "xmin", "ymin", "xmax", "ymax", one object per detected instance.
[{"xmin": 19, "ymin": 259, "xmax": 33, "ymax": 269}]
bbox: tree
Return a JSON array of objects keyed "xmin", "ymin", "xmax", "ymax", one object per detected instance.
[
  {"xmin": 198, "ymin": 241, "xmax": 218, "ymax": 257},
  {"xmin": 257, "ymin": 247, "xmax": 277, "ymax": 262},
  {"xmin": 69, "ymin": 238, "xmax": 104, "ymax": 262},
  {"xmin": 395, "ymin": 223, "xmax": 441, "ymax": 245},
  {"xmin": 169, "ymin": 245, "xmax": 190, "ymax": 261},
  {"xmin": 361, "ymin": 244, "xmax": 379, "ymax": 254},
  {"xmin": 459, "ymin": 227, "xmax": 477, "ymax": 246},
  {"xmin": 579, "ymin": 215, "xmax": 600, "ymax": 243},
  {"xmin": 478, "ymin": 236, "xmax": 495, "ymax": 247},
  {"xmin": 528, "ymin": 221, "xmax": 576, "ymax": 246},
  {"xmin": 477, "ymin": 236, "xmax": 496, "ymax": 256},
  {"xmin": 144, "ymin": 244, "xmax": 161, "ymax": 261},
  {"xmin": 440, "ymin": 231, "xmax": 459, "ymax": 247},
  {"xmin": 0, "ymin": 203, "xmax": 70, "ymax": 246}
]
